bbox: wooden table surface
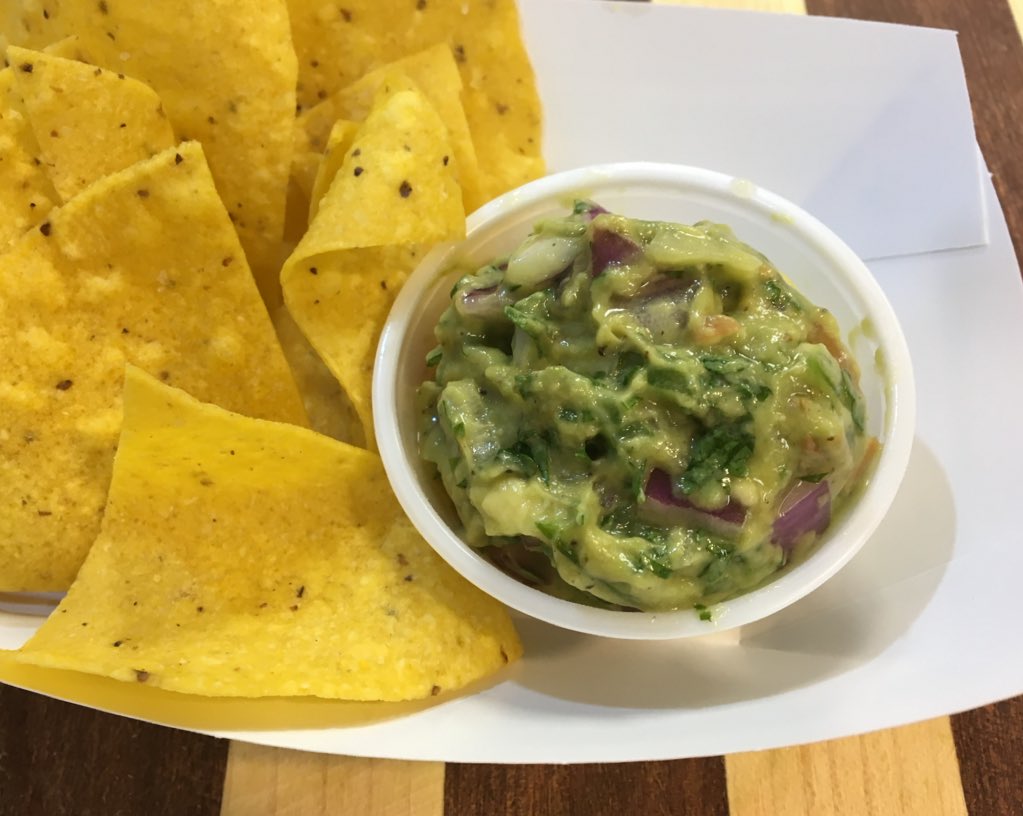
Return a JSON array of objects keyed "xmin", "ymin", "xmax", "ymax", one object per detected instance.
[{"xmin": 3, "ymin": 1, "xmax": 1022, "ymax": 814}]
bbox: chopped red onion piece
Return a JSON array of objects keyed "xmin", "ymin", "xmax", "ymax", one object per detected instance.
[
  {"xmin": 772, "ymin": 479, "xmax": 831, "ymax": 551},
  {"xmin": 505, "ymin": 234, "xmax": 583, "ymax": 288},
  {"xmin": 455, "ymin": 284, "xmax": 511, "ymax": 320},
  {"xmin": 577, "ymin": 201, "xmax": 609, "ymax": 221},
  {"xmin": 641, "ymin": 468, "xmax": 745, "ymax": 538},
  {"xmin": 591, "ymin": 227, "xmax": 640, "ymax": 276}
]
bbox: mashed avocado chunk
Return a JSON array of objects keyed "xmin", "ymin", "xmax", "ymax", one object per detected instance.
[{"xmin": 418, "ymin": 203, "xmax": 874, "ymax": 612}]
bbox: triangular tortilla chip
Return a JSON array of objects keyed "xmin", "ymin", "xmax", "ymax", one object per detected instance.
[
  {"xmin": 286, "ymin": 0, "xmax": 543, "ymax": 202},
  {"xmin": 308, "ymin": 118, "xmax": 358, "ymax": 223},
  {"xmin": 282, "ymin": 84, "xmax": 464, "ymax": 448},
  {"xmin": 272, "ymin": 304, "xmax": 364, "ymax": 446},
  {"xmin": 8, "ymin": 45, "xmax": 176, "ymax": 202},
  {"xmin": 298, "ymin": 44, "xmax": 483, "ymax": 212},
  {"xmin": 2, "ymin": 4, "xmax": 298, "ymax": 307},
  {"xmin": 15, "ymin": 367, "xmax": 521, "ymax": 700},
  {"xmin": 293, "ymin": 84, "xmax": 463, "ymax": 253},
  {"xmin": 0, "ymin": 142, "xmax": 307, "ymax": 591},
  {"xmin": 0, "ymin": 2, "xmax": 64, "ymax": 50},
  {"xmin": 283, "ymin": 243, "xmax": 427, "ymax": 450}
]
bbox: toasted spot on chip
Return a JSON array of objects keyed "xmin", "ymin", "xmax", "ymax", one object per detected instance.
[
  {"xmin": 0, "ymin": 142, "xmax": 308, "ymax": 591},
  {"xmin": 8, "ymin": 46, "xmax": 176, "ymax": 202},
  {"xmin": 15, "ymin": 367, "xmax": 521, "ymax": 700},
  {"xmin": 283, "ymin": 84, "xmax": 464, "ymax": 448}
]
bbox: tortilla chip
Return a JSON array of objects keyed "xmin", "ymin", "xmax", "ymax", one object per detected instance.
[
  {"xmin": 287, "ymin": 244, "xmax": 428, "ymax": 450},
  {"xmin": 0, "ymin": 65, "xmax": 57, "ymax": 247},
  {"xmin": 2, "ymin": 4, "xmax": 298, "ymax": 307},
  {"xmin": 288, "ymin": 0, "xmax": 543, "ymax": 204},
  {"xmin": 308, "ymin": 118, "xmax": 358, "ymax": 223},
  {"xmin": 15, "ymin": 367, "xmax": 521, "ymax": 700},
  {"xmin": 41, "ymin": 35, "xmax": 83, "ymax": 59},
  {"xmin": 296, "ymin": 68, "xmax": 427, "ymax": 230},
  {"xmin": 0, "ymin": 142, "xmax": 307, "ymax": 592},
  {"xmin": 0, "ymin": 2, "xmax": 63, "ymax": 51},
  {"xmin": 283, "ymin": 84, "xmax": 464, "ymax": 448},
  {"xmin": 284, "ymin": 152, "xmax": 320, "ymax": 249},
  {"xmin": 292, "ymin": 86, "xmax": 463, "ymax": 254},
  {"xmin": 8, "ymin": 46, "xmax": 176, "ymax": 202},
  {"xmin": 299, "ymin": 44, "xmax": 483, "ymax": 211},
  {"xmin": 272, "ymin": 304, "xmax": 364, "ymax": 446}
]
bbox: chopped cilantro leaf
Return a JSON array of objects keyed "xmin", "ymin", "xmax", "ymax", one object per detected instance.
[{"xmin": 678, "ymin": 424, "xmax": 754, "ymax": 494}]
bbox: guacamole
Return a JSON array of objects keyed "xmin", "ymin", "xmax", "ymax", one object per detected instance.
[{"xmin": 417, "ymin": 203, "xmax": 875, "ymax": 612}]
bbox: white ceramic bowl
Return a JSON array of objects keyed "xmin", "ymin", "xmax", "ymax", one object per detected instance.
[{"xmin": 374, "ymin": 162, "xmax": 915, "ymax": 639}]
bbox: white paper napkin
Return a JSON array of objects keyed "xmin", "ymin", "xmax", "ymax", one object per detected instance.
[{"xmin": 521, "ymin": 0, "xmax": 987, "ymax": 261}]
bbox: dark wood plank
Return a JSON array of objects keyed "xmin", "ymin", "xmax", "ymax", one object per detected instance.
[
  {"xmin": 951, "ymin": 698, "xmax": 1023, "ymax": 816},
  {"xmin": 806, "ymin": 0, "xmax": 1023, "ymax": 268},
  {"xmin": 0, "ymin": 684, "xmax": 227, "ymax": 816},
  {"xmin": 444, "ymin": 758, "xmax": 729, "ymax": 816}
]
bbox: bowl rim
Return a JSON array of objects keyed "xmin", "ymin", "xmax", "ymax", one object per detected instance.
[{"xmin": 373, "ymin": 161, "xmax": 916, "ymax": 640}]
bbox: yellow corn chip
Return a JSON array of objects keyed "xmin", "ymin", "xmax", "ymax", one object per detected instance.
[
  {"xmin": 41, "ymin": 36, "xmax": 83, "ymax": 59},
  {"xmin": 8, "ymin": 46, "xmax": 176, "ymax": 202},
  {"xmin": 284, "ymin": 151, "xmax": 321, "ymax": 249},
  {"xmin": 0, "ymin": 65, "xmax": 57, "ymax": 247},
  {"xmin": 285, "ymin": 244, "xmax": 427, "ymax": 450},
  {"xmin": 0, "ymin": 2, "xmax": 63, "ymax": 50},
  {"xmin": 272, "ymin": 304, "xmax": 364, "ymax": 446},
  {"xmin": 308, "ymin": 118, "xmax": 358, "ymax": 223},
  {"xmin": 283, "ymin": 84, "xmax": 464, "ymax": 448},
  {"xmin": 15, "ymin": 367, "xmax": 521, "ymax": 700},
  {"xmin": 293, "ymin": 70, "xmax": 422, "ymax": 239},
  {"xmin": 2, "ymin": 3, "xmax": 299, "ymax": 307},
  {"xmin": 287, "ymin": 0, "xmax": 543, "ymax": 204},
  {"xmin": 0, "ymin": 142, "xmax": 307, "ymax": 592},
  {"xmin": 299, "ymin": 45, "xmax": 483, "ymax": 212},
  {"xmin": 291, "ymin": 87, "xmax": 462, "ymax": 254}
]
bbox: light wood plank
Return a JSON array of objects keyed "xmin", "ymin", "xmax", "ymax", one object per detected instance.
[
  {"xmin": 653, "ymin": 0, "xmax": 807, "ymax": 13},
  {"xmin": 1009, "ymin": 0, "xmax": 1023, "ymax": 42},
  {"xmin": 221, "ymin": 743, "xmax": 444, "ymax": 816},
  {"xmin": 725, "ymin": 717, "xmax": 968, "ymax": 816}
]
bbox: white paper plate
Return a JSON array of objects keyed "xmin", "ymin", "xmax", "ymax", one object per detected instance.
[{"xmin": 3, "ymin": 3, "xmax": 1021, "ymax": 763}]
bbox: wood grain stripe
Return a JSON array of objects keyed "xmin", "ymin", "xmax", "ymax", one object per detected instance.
[
  {"xmin": 221, "ymin": 744, "xmax": 444, "ymax": 816},
  {"xmin": 0, "ymin": 683, "xmax": 226, "ymax": 815},
  {"xmin": 726, "ymin": 718, "xmax": 968, "ymax": 816},
  {"xmin": 443, "ymin": 759, "xmax": 729, "ymax": 816}
]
